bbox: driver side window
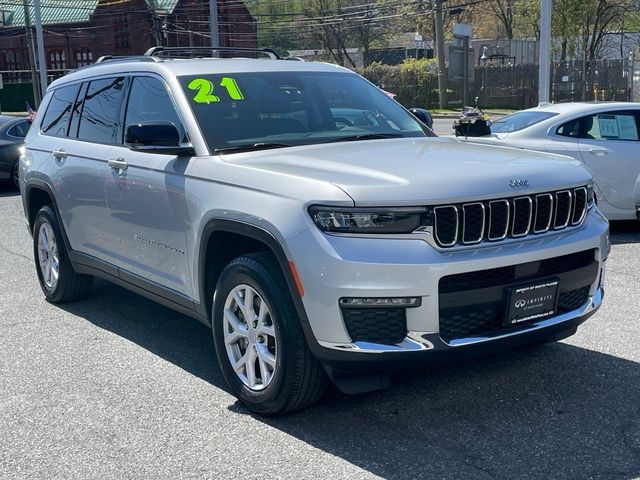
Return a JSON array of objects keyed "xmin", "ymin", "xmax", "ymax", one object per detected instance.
[{"xmin": 124, "ymin": 76, "xmax": 186, "ymax": 142}]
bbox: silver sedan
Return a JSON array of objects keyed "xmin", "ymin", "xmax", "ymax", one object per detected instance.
[{"xmin": 468, "ymin": 102, "xmax": 640, "ymax": 221}]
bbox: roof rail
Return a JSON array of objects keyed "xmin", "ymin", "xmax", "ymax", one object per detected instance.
[
  {"xmin": 143, "ymin": 46, "xmax": 281, "ymax": 60},
  {"xmin": 94, "ymin": 55, "xmax": 157, "ymax": 64}
]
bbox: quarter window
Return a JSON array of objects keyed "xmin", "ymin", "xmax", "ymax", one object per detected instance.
[
  {"xmin": 124, "ymin": 76, "xmax": 184, "ymax": 140},
  {"xmin": 7, "ymin": 120, "xmax": 30, "ymax": 138},
  {"xmin": 78, "ymin": 77, "xmax": 126, "ymax": 144},
  {"xmin": 41, "ymin": 84, "xmax": 80, "ymax": 137}
]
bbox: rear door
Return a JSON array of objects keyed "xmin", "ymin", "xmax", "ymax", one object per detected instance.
[
  {"xmin": 105, "ymin": 74, "xmax": 193, "ymax": 297},
  {"xmin": 576, "ymin": 109, "xmax": 640, "ymax": 211}
]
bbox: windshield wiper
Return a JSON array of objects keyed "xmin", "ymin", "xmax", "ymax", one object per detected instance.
[
  {"xmin": 214, "ymin": 142, "xmax": 293, "ymax": 154},
  {"xmin": 323, "ymin": 133, "xmax": 404, "ymax": 143}
]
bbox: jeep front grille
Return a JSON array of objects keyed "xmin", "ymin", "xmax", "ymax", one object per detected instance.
[{"xmin": 433, "ymin": 187, "xmax": 588, "ymax": 248}]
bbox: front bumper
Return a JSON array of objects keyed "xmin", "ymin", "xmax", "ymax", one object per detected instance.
[{"xmin": 287, "ymin": 207, "xmax": 609, "ymax": 369}]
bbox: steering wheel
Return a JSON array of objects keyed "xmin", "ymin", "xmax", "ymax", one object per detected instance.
[{"xmin": 334, "ymin": 117, "xmax": 354, "ymax": 128}]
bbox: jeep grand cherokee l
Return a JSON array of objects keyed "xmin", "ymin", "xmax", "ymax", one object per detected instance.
[{"xmin": 20, "ymin": 47, "xmax": 609, "ymax": 415}]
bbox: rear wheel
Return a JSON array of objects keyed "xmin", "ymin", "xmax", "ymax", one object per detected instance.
[
  {"xmin": 33, "ymin": 206, "xmax": 93, "ymax": 303},
  {"xmin": 212, "ymin": 252, "xmax": 328, "ymax": 415}
]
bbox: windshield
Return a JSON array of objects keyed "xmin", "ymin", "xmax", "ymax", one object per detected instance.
[
  {"xmin": 179, "ymin": 71, "xmax": 427, "ymax": 153},
  {"xmin": 490, "ymin": 111, "xmax": 558, "ymax": 133}
]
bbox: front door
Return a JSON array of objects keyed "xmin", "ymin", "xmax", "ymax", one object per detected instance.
[
  {"xmin": 576, "ymin": 110, "xmax": 640, "ymax": 211},
  {"xmin": 105, "ymin": 75, "xmax": 193, "ymax": 297}
]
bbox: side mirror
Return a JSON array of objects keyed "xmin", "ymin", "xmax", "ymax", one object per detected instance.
[
  {"xmin": 125, "ymin": 121, "xmax": 194, "ymax": 156},
  {"xmin": 409, "ymin": 108, "xmax": 433, "ymax": 129}
]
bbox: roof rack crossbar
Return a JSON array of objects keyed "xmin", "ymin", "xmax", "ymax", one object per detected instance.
[{"xmin": 143, "ymin": 46, "xmax": 281, "ymax": 60}]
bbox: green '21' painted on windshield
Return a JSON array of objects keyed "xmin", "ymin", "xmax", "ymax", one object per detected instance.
[{"xmin": 187, "ymin": 77, "xmax": 245, "ymax": 104}]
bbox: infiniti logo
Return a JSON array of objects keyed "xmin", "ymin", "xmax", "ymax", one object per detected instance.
[
  {"xmin": 509, "ymin": 179, "xmax": 529, "ymax": 188},
  {"xmin": 514, "ymin": 300, "xmax": 526, "ymax": 308}
]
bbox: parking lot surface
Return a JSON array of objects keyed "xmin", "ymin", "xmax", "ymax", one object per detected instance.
[{"xmin": 1, "ymin": 184, "xmax": 639, "ymax": 480}]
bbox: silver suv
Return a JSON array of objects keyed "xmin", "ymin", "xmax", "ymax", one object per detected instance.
[{"xmin": 20, "ymin": 48, "xmax": 609, "ymax": 415}]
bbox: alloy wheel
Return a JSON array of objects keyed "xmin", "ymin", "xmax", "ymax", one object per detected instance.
[
  {"xmin": 223, "ymin": 284, "xmax": 277, "ymax": 391},
  {"xmin": 37, "ymin": 222, "xmax": 59, "ymax": 290}
]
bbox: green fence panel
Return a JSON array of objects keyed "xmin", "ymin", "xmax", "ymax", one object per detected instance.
[{"xmin": 0, "ymin": 83, "xmax": 35, "ymax": 113}]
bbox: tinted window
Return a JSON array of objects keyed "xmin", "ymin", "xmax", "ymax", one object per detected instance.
[
  {"xmin": 490, "ymin": 111, "xmax": 558, "ymax": 133},
  {"xmin": 579, "ymin": 111, "xmax": 639, "ymax": 141},
  {"xmin": 179, "ymin": 71, "xmax": 426, "ymax": 152},
  {"xmin": 124, "ymin": 76, "xmax": 184, "ymax": 140},
  {"xmin": 78, "ymin": 77, "xmax": 126, "ymax": 144},
  {"xmin": 68, "ymin": 82, "xmax": 88, "ymax": 139},
  {"xmin": 41, "ymin": 84, "xmax": 79, "ymax": 137},
  {"xmin": 556, "ymin": 119, "xmax": 579, "ymax": 137},
  {"xmin": 7, "ymin": 120, "xmax": 30, "ymax": 138}
]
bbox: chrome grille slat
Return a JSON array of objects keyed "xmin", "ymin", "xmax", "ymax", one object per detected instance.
[
  {"xmin": 487, "ymin": 200, "xmax": 510, "ymax": 241},
  {"xmin": 511, "ymin": 197, "xmax": 533, "ymax": 237},
  {"xmin": 434, "ymin": 206, "xmax": 459, "ymax": 247},
  {"xmin": 432, "ymin": 186, "xmax": 590, "ymax": 248},
  {"xmin": 572, "ymin": 187, "xmax": 587, "ymax": 225},
  {"xmin": 533, "ymin": 193, "xmax": 553, "ymax": 233},
  {"xmin": 554, "ymin": 190, "xmax": 572, "ymax": 229},
  {"xmin": 462, "ymin": 203, "xmax": 485, "ymax": 244}
]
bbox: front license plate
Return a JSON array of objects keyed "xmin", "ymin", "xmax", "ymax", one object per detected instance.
[{"xmin": 505, "ymin": 279, "xmax": 559, "ymax": 326}]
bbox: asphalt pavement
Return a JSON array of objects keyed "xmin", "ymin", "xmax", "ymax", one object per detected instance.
[{"xmin": 1, "ymin": 183, "xmax": 639, "ymax": 480}]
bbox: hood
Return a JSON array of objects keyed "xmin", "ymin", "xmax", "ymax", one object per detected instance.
[{"xmin": 221, "ymin": 137, "xmax": 592, "ymax": 206}]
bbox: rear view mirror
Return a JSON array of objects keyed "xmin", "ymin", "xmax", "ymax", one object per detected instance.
[
  {"xmin": 409, "ymin": 108, "xmax": 433, "ymax": 129},
  {"xmin": 125, "ymin": 121, "xmax": 194, "ymax": 156}
]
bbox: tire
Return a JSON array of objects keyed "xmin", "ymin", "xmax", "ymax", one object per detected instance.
[
  {"xmin": 33, "ymin": 205, "xmax": 93, "ymax": 303},
  {"xmin": 10, "ymin": 161, "xmax": 19, "ymax": 190},
  {"xmin": 212, "ymin": 252, "xmax": 328, "ymax": 415}
]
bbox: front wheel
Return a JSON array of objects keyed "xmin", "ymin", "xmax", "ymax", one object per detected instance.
[{"xmin": 212, "ymin": 252, "xmax": 328, "ymax": 415}]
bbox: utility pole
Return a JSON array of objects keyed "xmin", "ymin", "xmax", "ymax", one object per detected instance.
[
  {"xmin": 538, "ymin": 0, "xmax": 551, "ymax": 103},
  {"xmin": 209, "ymin": 0, "xmax": 219, "ymax": 49},
  {"xmin": 22, "ymin": 0, "xmax": 40, "ymax": 106},
  {"xmin": 33, "ymin": 0, "xmax": 48, "ymax": 99},
  {"xmin": 434, "ymin": 0, "xmax": 448, "ymax": 109},
  {"xmin": 462, "ymin": 35, "xmax": 469, "ymax": 106}
]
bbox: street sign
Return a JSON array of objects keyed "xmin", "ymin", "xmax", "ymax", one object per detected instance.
[{"xmin": 448, "ymin": 46, "xmax": 474, "ymax": 82}]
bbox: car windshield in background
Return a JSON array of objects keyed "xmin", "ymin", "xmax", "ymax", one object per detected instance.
[
  {"xmin": 178, "ymin": 71, "xmax": 426, "ymax": 153},
  {"xmin": 490, "ymin": 111, "xmax": 558, "ymax": 133}
]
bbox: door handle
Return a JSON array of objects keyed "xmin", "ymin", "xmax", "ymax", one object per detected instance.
[
  {"xmin": 588, "ymin": 148, "xmax": 608, "ymax": 156},
  {"xmin": 52, "ymin": 149, "xmax": 67, "ymax": 159},
  {"xmin": 108, "ymin": 158, "xmax": 128, "ymax": 172}
]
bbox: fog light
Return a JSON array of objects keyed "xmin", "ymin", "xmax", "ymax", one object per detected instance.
[{"xmin": 339, "ymin": 297, "xmax": 421, "ymax": 308}]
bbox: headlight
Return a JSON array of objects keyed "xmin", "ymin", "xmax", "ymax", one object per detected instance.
[{"xmin": 308, "ymin": 206, "xmax": 430, "ymax": 234}]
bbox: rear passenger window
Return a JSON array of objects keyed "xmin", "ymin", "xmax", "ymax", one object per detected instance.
[
  {"xmin": 124, "ymin": 76, "xmax": 185, "ymax": 140},
  {"xmin": 41, "ymin": 84, "xmax": 80, "ymax": 137},
  {"xmin": 78, "ymin": 77, "xmax": 126, "ymax": 144},
  {"xmin": 579, "ymin": 112, "xmax": 639, "ymax": 141}
]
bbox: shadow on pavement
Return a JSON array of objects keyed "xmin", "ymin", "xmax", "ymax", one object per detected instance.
[
  {"xmin": 0, "ymin": 183, "xmax": 19, "ymax": 198},
  {"xmin": 610, "ymin": 220, "xmax": 640, "ymax": 245},
  {"xmin": 58, "ymin": 278, "xmax": 640, "ymax": 480}
]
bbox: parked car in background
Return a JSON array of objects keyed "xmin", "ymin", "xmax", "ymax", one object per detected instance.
[
  {"xmin": 467, "ymin": 102, "xmax": 640, "ymax": 221},
  {"xmin": 0, "ymin": 115, "xmax": 30, "ymax": 189}
]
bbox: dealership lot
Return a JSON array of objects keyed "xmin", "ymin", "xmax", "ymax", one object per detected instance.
[{"xmin": 1, "ymin": 184, "xmax": 639, "ymax": 480}]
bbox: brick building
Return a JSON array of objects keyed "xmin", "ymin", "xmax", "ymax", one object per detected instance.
[{"xmin": 0, "ymin": 0, "xmax": 256, "ymax": 82}]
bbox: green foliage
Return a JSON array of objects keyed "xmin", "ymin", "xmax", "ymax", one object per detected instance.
[{"xmin": 357, "ymin": 58, "xmax": 439, "ymax": 108}]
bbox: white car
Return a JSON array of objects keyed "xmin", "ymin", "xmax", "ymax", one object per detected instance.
[{"xmin": 469, "ymin": 102, "xmax": 640, "ymax": 221}]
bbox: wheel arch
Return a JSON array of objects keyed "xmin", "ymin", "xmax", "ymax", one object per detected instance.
[{"xmin": 196, "ymin": 219, "xmax": 307, "ymax": 329}]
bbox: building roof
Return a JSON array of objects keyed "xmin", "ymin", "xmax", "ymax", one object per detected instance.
[
  {"xmin": 0, "ymin": 0, "xmax": 181, "ymax": 27},
  {"xmin": 1, "ymin": 0, "xmax": 99, "ymax": 27}
]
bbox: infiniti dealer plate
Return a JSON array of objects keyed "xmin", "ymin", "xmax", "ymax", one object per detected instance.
[{"xmin": 506, "ymin": 279, "xmax": 559, "ymax": 326}]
